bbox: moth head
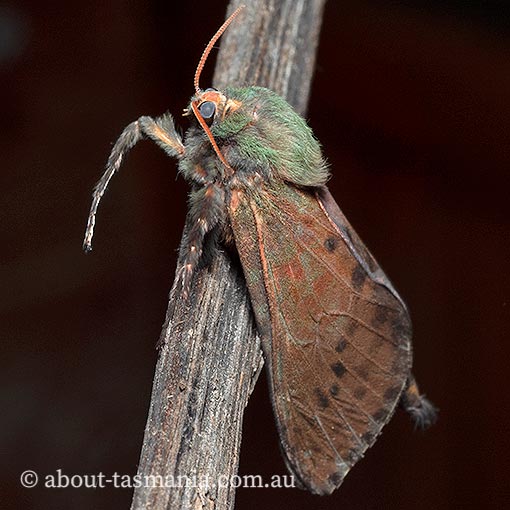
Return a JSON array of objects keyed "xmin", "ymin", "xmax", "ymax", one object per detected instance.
[
  {"xmin": 187, "ymin": 5, "xmax": 245, "ymax": 171},
  {"xmin": 188, "ymin": 88, "xmax": 242, "ymax": 127}
]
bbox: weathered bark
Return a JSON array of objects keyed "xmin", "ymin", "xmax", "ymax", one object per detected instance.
[{"xmin": 130, "ymin": 1, "xmax": 326, "ymax": 509}]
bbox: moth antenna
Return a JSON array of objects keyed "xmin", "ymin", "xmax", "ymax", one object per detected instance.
[{"xmin": 194, "ymin": 4, "xmax": 245, "ymax": 93}]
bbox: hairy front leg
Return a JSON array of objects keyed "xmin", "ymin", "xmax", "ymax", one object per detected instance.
[{"xmin": 83, "ymin": 113, "xmax": 184, "ymax": 251}]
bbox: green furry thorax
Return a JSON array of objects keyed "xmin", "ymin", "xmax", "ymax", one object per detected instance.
[{"xmin": 212, "ymin": 86, "xmax": 329, "ymax": 187}]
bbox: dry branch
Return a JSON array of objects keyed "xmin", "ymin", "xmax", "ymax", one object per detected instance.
[{"xmin": 130, "ymin": 1, "xmax": 326, "ymax": 509}]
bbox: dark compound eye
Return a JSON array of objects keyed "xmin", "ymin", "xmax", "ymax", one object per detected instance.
[{"xmin": 199, "ymin": 101, "xmax": 216, "ymax": 122}]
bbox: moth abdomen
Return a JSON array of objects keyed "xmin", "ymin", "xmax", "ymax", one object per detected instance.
[{"xmin": 400, "ymin": 375, "xmax": 438, "ymax": 430}]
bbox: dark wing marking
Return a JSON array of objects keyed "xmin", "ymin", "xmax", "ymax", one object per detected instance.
[
  {"xmin": 229, "ymin": 184, "xmax": 412, "ymax": 495},
  {"xmin": 316, "ymin": 186, "xmax": 408, "ymax": 309}
]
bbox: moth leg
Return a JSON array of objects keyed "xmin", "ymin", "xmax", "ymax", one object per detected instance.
[
  {"xmin": 178, "ymin": 182, "xmax": 225, "ymax": 298},
  {"xmin": 400, "ymin": 374, "xmax": 438, "ymax": 429},
  {"xmin": 138, "ymin": 114, "xmax": 185, "ymax": 159},
  {"xmin": 83, "ymin": 113, "xmax": 184, "ymax": 251}
]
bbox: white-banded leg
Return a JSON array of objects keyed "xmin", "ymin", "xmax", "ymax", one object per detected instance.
[{"xmin": 83, "ymin": 113, "xmax": 185, "ymax": 251}]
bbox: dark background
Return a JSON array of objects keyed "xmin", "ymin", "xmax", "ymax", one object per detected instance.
[{"xmin": 2, "ymin": 1, "xmax": 509, "ymax": 508}]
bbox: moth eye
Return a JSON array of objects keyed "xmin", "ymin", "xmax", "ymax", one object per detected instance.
[{"xmin": 199, "ymin": 101, "xmax": 216, "ymax": 124}]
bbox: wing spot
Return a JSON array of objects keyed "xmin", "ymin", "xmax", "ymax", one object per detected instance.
[
  {"xmin": 324, "ymin": 236, "xmax": 339, "ymax": 252},
  {"xmin": 331, "ymin": 361, "xmax": 346, "ymax": 378},
  {"xmin": 391, "ymin": 317, "xmax": 412, "ymax": 342},
  {"xmin": 335, "ymin": 338, "xmax": 347, "ymax": 353},
  {"xmin": 315, "ymin": 388, "xmax": 330, "ymax": 408},
  {"xmin": 374, "ymin": 306, "xmax": 389, "ymax": 325},
  {"xmin": 330, "ymin": 384, "xmax": 339, "ymax": 396},
  {"xmin": 351, "ymin": 265, "xmax": 366, "ymax": 290}
]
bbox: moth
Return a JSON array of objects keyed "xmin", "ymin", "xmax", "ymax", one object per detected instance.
[{"xmin": 83, "ymin": 6, "xmax": 436, "ymax": 495}]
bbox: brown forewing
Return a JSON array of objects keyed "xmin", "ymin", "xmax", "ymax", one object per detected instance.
[{"xmin": 229, "ymin": 183, "xmax": 412, "ymax": 495}]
